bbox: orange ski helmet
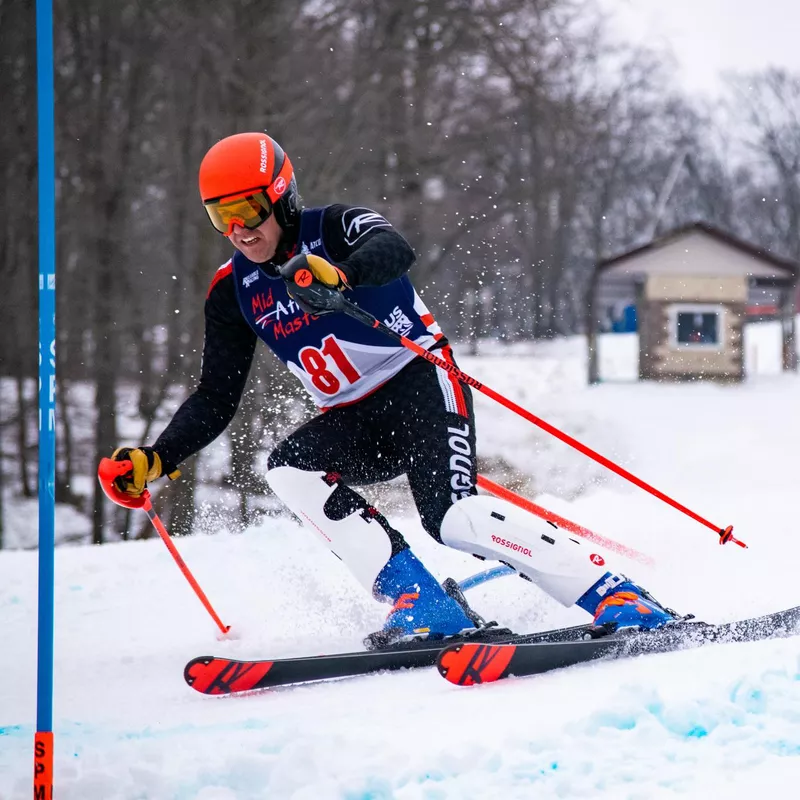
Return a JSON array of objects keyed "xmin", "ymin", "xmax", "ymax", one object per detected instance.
[{"xmin": 198, "ymin": 132, "xmax": 300, "ymax": 233}]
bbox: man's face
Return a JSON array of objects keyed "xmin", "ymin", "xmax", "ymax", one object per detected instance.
[{"xmin": 228, "ymin": 212, "xmax": 282, "ymax": 263}]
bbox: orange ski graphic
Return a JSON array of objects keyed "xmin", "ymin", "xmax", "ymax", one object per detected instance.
[
  {"xmin": 185, "ymin": 657, "xmax": 274, "ymax": 695},
  {"xmin": 437, "ymin": 643, "xmax": 516, "ymax": 685}
]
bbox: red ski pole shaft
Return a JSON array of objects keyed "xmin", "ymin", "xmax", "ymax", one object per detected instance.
[
  {"xmin": 97, "ymin": 457, "xmax": 233, "ymax": 632},
  {"xmin": 338, "ymin": 297, "xmax": 745, "ymax": 548},
  {"xmin": 142, "ymin": 495, "xmax": 231, "ymax": 635},
  {"xmin": 476, "ymin": 474, "xmax": 656, "ymax": 566}
]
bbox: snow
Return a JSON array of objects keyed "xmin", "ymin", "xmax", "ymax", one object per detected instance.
[{"xmin": 2, "ymin": 333, "xmax": 800, "ymax": 799}]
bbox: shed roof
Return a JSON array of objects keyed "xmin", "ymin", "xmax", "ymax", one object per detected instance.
[{"xmin": 597, "ymin": 222, "xmax": 799, "ymax": 281}]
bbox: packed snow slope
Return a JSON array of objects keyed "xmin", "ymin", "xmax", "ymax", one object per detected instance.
[{"xmin": 3, "ymin": 334, "xmax": 800, "ymax": 799}]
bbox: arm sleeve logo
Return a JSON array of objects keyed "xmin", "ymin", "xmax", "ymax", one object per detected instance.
[{"xmin": 342, "ymin": 207, "xmax": 392, "ymax": 245}]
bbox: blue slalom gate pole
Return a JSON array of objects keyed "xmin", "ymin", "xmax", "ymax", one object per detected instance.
[{"xmin": 35, "ymin": 0, "xmax": 56, "ymax": 795}]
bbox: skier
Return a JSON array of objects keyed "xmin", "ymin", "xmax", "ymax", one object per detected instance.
[{"xmin": 103, "ymin": 131, "xmax": 679, "ymax": 648}]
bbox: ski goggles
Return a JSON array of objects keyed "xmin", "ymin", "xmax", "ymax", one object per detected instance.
[{"xmin": 203, "ymin": 189, "xmax": 274, "ymax": 236}]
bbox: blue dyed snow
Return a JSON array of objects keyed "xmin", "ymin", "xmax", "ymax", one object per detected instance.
[
  {"xmin": 563, "ymin": 663, "xmax": 800, "ymax": 745},
  {"xmin": 118, "ymin": 717, "xmax": 277, "ymax": 746},
  {"xmin": 343, "ymin": 784, "xmax": 396, "ymax": 800},
  {"xmin": 682, "ymin": 724, "xmax": 709, "ymax": 738},
  {"xmin": 1, "ymin": 717, "xmax": 275, "ymax": 747}
]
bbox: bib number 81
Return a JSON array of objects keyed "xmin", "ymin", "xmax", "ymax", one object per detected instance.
[{"xmin": 298, "ymin": 335, "xmax": 361, "ymax": 395}]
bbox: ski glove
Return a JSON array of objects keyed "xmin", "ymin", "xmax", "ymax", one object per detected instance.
[
  {"xmin": 110, "ymin": 446, "xmax": 180, "ymax": 497},
  {"xmin": 279, "ymin": 253, "xmax": 351, "ymax": 316}
]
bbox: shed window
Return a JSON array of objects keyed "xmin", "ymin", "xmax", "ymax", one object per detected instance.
[
  {"xmin": 676, "ymin": 311, "xmax": 719, "ymax": 345},
  {"xmin": 667, "ymin": 303, "xmax": 725, "ymax": 351}
]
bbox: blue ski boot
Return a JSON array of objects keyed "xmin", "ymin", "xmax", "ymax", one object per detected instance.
[
  {"xmin": 365, "ymin": 549, "xmax": 479, "ymax": 649},
  {"xmin": 577, "ymin": 573, "xmax": 679, "ymax": 637}
]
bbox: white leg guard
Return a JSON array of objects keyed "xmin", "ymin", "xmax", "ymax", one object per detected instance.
[
  {"xmin": 440, "ymin": 494, "xmax": 611, "ymax": 607},
  {"xmin": 265, "ymin": 466, "xmax": 392, "ymax": 593}
]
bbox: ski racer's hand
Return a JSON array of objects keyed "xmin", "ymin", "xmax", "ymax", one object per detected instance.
[
  {"xmin": 279, "ymin": 254, "xmax": 351, "ymax": 316},
  {"xmin": 109, "ymin": 446, "xmax": 180, "ymax": 497}
]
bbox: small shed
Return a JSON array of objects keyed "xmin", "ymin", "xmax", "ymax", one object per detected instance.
[{"xmin": 587, "ymin": 223, "xmax": 799, "ymax": 383}]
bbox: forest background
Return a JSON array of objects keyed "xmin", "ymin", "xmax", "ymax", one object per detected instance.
[{"xmin": 3, "ymin": 0, "xmax": 799, "ymax": 546}]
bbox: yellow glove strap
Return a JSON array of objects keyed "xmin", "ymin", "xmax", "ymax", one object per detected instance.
[{"xmin": 148, "ymin": 451, "xmax": 182, "ymax": 481}]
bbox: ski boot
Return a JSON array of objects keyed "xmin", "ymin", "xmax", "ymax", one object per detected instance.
[
  {"xmin": 577, "ymin": 573, "xmax": 680, "ymax": 638},
  {"xmin": 364, "ymin": 549, "xmax": 482, "ymax": 650}
]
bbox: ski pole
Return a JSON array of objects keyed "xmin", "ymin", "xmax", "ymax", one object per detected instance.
[
  {"xmin": 97, "ymin": 458, "xmax": 232, "ymax": 635},
  {"xmin": 330, "ymin": 294, "xmax": 745, "ymax": 549},
  {"xmin": 476, "ymin": 474, "xmax": 656, "ymax": 566},
  {"xmin": 455, "ymin": 475, "xmax": 656, "ymax": 592},
  {"xmin": 140, "ymin": 494, "xmax": 231, "ymax": 636}
]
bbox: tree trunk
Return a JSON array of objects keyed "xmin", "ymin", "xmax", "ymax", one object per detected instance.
[
  {"xmin": 586, "ymin": 270, "xmax": 600, "ymax": 385},
  {"xmin": 15, "ymin": 372, "xmax": 32, "ymax": 498},
  {"xmin": 91, "ymin": 349, "xmax": 118, "ymax": 545},
  {"xmin": 91, "ymin": 239, "xmax": 119, "ymax": 544},
  {"xmin": 168, "ymin": 458, "xmax": 196, "ymax": 537},
  {"xmin": 228, "ymin": 404, "xmax": 263, "ymax": 531},
  {"xmin": 55, "ymin": 376, "xmax": 81, "ymax": 506},
  {"xmin": 0, "ymin": 414, "xmax": 4, "ymax": 549}
]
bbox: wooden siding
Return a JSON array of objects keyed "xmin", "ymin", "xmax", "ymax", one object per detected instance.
[
  {"xmin": 645, "ymin": 274, "xmax": 748, "ymax": 303},
  {"xmin": 637, "ymin": 274, "xmax": 746, "ymax": 382}
]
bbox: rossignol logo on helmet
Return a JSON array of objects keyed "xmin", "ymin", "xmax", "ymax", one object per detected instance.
[
  {"xmin": 259, "ymin": 139, "xmax": 268, "ymax": 174},
  {"xmin": 243, "ymin": 270, "xmax": 260, "ymax": 288},
  {"xmin": 491, "ymin": 534, "xmax": 532, "ymax": 558},
  {"xmin": 274, "ymin": 176, "xmax": 287, "ymax": 195}
]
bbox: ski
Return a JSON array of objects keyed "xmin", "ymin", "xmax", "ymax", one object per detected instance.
[
  {"xmin": 184, "ymin": 621, "xmax": 597, "ymax": 695},
  {"xmin": 437, "ymin": 604, "xmax": 800, "ymax": 686}
]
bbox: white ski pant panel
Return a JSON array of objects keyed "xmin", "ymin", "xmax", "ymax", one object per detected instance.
[
  {"xmin": 440, "ymin": 494, "xmax": 610, "ymax": 607},
  {"xmin": 265, "ymin": 466, "xmax": 392, "ymax": 593}
]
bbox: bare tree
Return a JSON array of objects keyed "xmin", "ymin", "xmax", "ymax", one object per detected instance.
[
  {"xmin": 725, "ymin": 69, "xmax": 800, "ymax": 260},
  {"xmin": 4, "ymin": 0, "xmax": 800, "ymax": 548}
]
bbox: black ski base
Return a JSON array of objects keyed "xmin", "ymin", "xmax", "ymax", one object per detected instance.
[
  {"xmin": 184, "ymin": 605, "xmax": 800, "ymax": 695},
  {"xmin": 437, "ymin": 605, "xmax": 800, "ymax": 686},
  {"xmin": 183, "ymin": 621, "xmax": 595, "ymax": 695}
]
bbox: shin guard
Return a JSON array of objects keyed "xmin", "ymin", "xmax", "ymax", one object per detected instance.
[
  {"xmin": 440, "ymin": 494, "xmax": 615, "ymax": 607},
  {"xmin": 265, "ymin": 466, "xmax": 398, "ymax": 593}
]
